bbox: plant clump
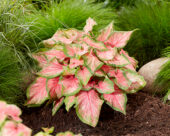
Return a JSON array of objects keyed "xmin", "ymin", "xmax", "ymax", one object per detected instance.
[
  {"xmin": 0, "ymin": 46, "xmax": 24, "ymax": 106},
  {"xmin": 26, "ymin": 18, "xmax": 146, "ymax": 127},
  {"xmin": 0, "ymin": 101, "xmax": 81, "ymax": 136},
  {"xmin": 115, "ymin": 0, "xmax": 170, "ymax": 66},
  {"xmin": 0, "ymin": 101, "xmax": 32, "ymax": 136}
]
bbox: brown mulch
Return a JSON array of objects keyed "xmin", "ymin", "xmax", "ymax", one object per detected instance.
[{"xmin": 22, "ymin": 92, "xmax": 170, "ymax": 136}]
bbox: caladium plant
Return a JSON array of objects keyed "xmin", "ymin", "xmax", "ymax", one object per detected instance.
[
  {"xmin": 0, "ymin": 101, "xmax": 32, "ymax": 136},
  {"xmin": 0, "ymin": 101, "xmax": 82, "ymax": 136},
  {"xmin": 34, "ymin": 127, "xmax": 82, "ymax": 136},
  {"xmin": 26, "ymin": 18, "xmax": 146, "ymax": 127}
]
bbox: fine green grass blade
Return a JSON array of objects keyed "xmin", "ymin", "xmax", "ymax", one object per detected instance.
[
  {"xmin": 115, "ymin": 0, "xmax": 170, "ymax": 67},
  {"xmin": 26, "ymin": 0, "xmax": 115, "ymax": 43},
  {"xmin": 0, "ymin": 46, "xmax": 25, "ymax": 106}
]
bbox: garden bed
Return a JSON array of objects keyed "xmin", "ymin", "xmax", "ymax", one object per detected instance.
[{"xmin": 22, "ymin": 92, "xmax": 170, "ymax": 136}]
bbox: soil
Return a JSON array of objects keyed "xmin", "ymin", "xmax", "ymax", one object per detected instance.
[{"xmin": 22, "ymin": 92, "xmax": 170, "ymax": 136}]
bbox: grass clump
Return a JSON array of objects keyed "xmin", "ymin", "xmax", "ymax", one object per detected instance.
[
  {"xmin": 27, "ymin": 0, "xmax": 115, "ymax": 43},
  {"xmin": 93, "ymin": 0, "xmax": 138, "ymax": 9},
  {"xmin": 0, "ymin": 46, "xmax": 25, "ymax": 106},
  {"xmin": 154, "ymin": 47, "xmax": 170, "ymax": 102},
  {"xmin": 0, "ymin": 0, "xmax": 39, "ymax": 70},
  {"xmin": 0, "ymin": 0, "xmax": 38, "ymax": 105},
  {"xmin": 115, "ymin": 0, "xmax": 170, "ymax": 66}
]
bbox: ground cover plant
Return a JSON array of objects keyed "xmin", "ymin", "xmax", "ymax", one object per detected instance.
[
  {"xmin": 26, "ymin": 18, "xmax": 146, "ymax": 127},
  {"xmin": 0, "ymin": 101, "xmax": 81, "ymax": 136},
  {"xmin": 27, "ymin": 0, "xmax": 115, "ymax": 44},
  {"xmin": 115, "ymin": 0, "xmax": 170, "ymax": 66}
]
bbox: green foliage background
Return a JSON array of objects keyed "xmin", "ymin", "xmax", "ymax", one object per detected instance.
[
  {"xmin": 0, "ymin": 46, "xmax": 25, "ymax": 105},
  {"xmin": 26, "ymin": 0, "xmax": 115, "ymax": 44},
  {"xmin": 115, "ymin": 0, "xmax": 170, "ymax": 67},
  {"xmin": 154, "ymin": 47, "xmax": 170, "ymax": 102},
  {"xmin": 0, "ymin": 0, "xmax": 39, "ymax": 70}
]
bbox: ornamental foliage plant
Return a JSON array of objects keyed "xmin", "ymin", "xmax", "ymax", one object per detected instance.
[
  {"xmin": 0, "ymin": 101, "xmax": 82, "ymax": 136},
  {"xmin": 0, "ymin": 101, "xmax": 32, "ymax": 136},
  {"xmin": 26, "ymin": 18, "xmax": 146, "ymax": 127}
]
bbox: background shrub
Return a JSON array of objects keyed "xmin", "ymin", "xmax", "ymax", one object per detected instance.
[
  {"xmin": 26, "ymin": 0, "xmax": 115, "ymax": 44},
  {"xmin": 0, "ymin": 0, "xmax": 38, "ymax": 70},
  {"xmin": 0, "ymin": 46, "xmax": 25, "ymax": 106},
  {"xmin": 93, "ymin": 0, "xmax": 138, "ymax": 9},
  {"xmin": 154, "ymin": 47, "xmax": 170, "ymax": 102},
  {"xmin": 115, "ymin": 0, "xmax": 170, "ymax": 66}
]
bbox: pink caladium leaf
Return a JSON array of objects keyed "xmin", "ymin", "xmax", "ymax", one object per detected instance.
[
  {"xmin": 52, "ymin": 97, "xmax": 64, "ymax": 116},
  {"xmin": 120, "ymin": 49, "xmax": 137, "ymax": 68},
  {"xmin": 31, "ymin": 53, "xmax": 47, "ymax": 68},
  {"xmin": 101, "ymin": 65, "xmax": 111, "ymax": 73},
  {"xmin": 62, "ymin": 66, "xmax": 77, "ymax": 76},
  {"xmin": 64, "ymin": 95, "xmax": 76, "ymax": 112},
  {"xmin": 59, "ymin": 76, "xmax": 82, "ymax": 96},
  {"xmin": 95, "ymin": 77, "xmax": 115, "ymax": 94},
  {"xmin": 125, "ymin": 70, "xmax": 146, "ymax": 93},
  {"xmin": 105, "ymin": 31, "xmax": 134, "ymax": 48},
  {"xmin": 83, "ymin": 52, "xmax": 103, "ymax": 74},
  {"xmin": 43, "ymin": 29, "xmax": 79, "ymax": 46},
  {"xmin": 69, "ymin": 58, "xmax": 84, "ymax": 69},
  {"xmin": 76, "ymin": 66, "xmax": 92, "ymax": 86},
  {"xmin": 120, "ymin": 49, "xmax": 138, "ymax": 71},
  {"xmin": 102, "ymin": 85, "xmax": 127, "ymax": 114},
  {"xmin": 0, "ymin": 114, "xmax": 6, "ymax": 126},
  {"xmin": 43, "ymin": 38, "xmax": 57, "ymax": 47},
  {"xmin": 1, "ymin": 121, "xmax": 32, "ymax": 136},
  {"xmin": 95, "ymin": 47, "xmax": 117, "ymax": 61},
  {"xmin": 101, "ymin": 65, "xmax": 116, "ymax": 77},
  {"xmin": 94, "ymin": 69, "xmax": 105, "ymax": 77},
  {"xmin": 0, "ymin": 101, "xmax": 22, "ymax": 125},
  {"xmin": 64, "ymin": 43, "xmax": 88, "ymax": 58},
  {"xmin": 76, "ymin": 90, "xmax": 104, "ymax": 127},
  {"xmin": 26, "ymin": 77, "xmax": 49, "ymax": 106},
  {"xmin": 83, "ymin": 36, "xmax": 107, "ymax": 51},
  {"xmin": 81, "ymin": 81, "xmax": 96, "ymax": 91},
  {"xmin": 63, "ymin": 44, "xmax": 80, "ymax": 58},
  {"xmin": 43, "ymin": 49, "xmax": 66, "ymax": 62},
  {"xmin": 83, "ymin": 17, "xmax": 97, "ymax": 34},
  {"xmin": 5, "ymin": 105, "xmax": 22, "ymax": 122},
  {"xmin": 47, "ymin": 77, "xmax": 62, "ymax": 99},
  {"xmin": 97, "ymin": 22, "xmax": 113, "ymax": 42},
  {"xmin": 113, "ymin": 69, "xmax": 131, "ymax": 90},
  {"xmin": 37, "ymin": 58, "xmax": 63, "ymax": 78},
  {"xmin": 0, "ymin": 101, "xmax": 7, "ymax": 125},
  {"xmin": 104, "ymin": 53, "xmax": 130, "ymax": 67}
]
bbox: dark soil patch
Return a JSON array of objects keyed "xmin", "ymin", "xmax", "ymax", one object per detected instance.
[{"xmin": 22, "ymin": 92, "xmax": 170, "ymax": 136}]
